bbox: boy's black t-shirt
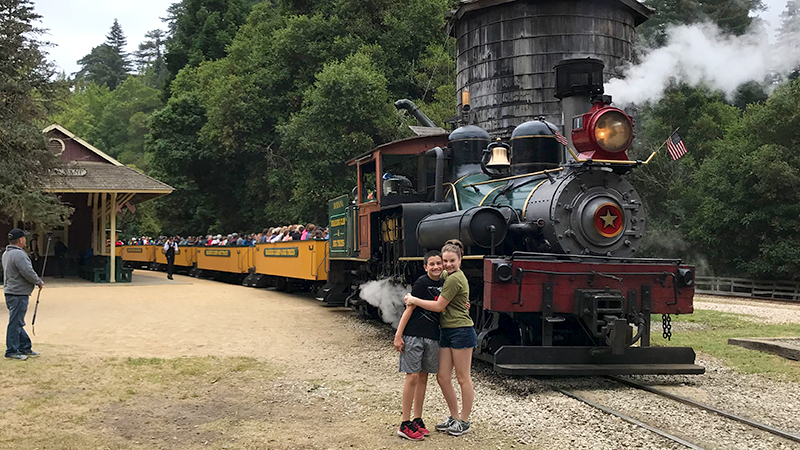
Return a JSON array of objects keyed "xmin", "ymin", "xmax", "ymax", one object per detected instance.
[{"xmin": 403, "ymin": 274, "xmax": 444, "ymax": 341}]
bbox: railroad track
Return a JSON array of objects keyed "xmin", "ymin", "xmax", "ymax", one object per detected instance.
[{"xmin": 545, "ymin": 376, "xmax": 800, "ymax": 450}]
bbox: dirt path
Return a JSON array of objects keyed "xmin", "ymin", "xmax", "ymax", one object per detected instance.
[
  {"xmin": 8, "ymin": 273, "xmax": 798, "ymax": 450},
  {"xmin": 9, "ymin": 271, "xmax": 516, "ymax": 450}
]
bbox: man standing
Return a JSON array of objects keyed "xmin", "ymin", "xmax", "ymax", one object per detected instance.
[
  {"xmin": 2, "ymin": 228, "xmax": 43, "ymax": 361},
  {"xmin": 164, "ymin": 237, "xmax": 178, "ymax": 280},
  {"xmin": 54, "ymin": 237, "xmax": 68, "ymax": 278}
]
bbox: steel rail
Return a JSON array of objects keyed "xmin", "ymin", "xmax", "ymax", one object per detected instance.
[
  {"xmin": 551, "ymin": 386, "xmax": 707, "ymax": 450},
  {"xmin": 606, "ymin": 376, "xmax": 800, "ymax": 444}
]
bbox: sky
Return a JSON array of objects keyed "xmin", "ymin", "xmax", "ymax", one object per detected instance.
[
  {"xmin": 33, "ymin": 0, "xmax": 172, "ymax": 76},
  {"xmin": 33, "ymin": 0, "xmax": 791, "ymax": 77}
]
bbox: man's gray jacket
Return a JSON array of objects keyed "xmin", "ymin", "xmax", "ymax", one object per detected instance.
[{"xmin": 2, "ymin": 245, "xmax": 43, "ymax": 296}]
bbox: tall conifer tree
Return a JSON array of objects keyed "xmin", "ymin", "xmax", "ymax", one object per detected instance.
[
  {"xmin": 75, "ymin": 19, "xmax": 131, "ymax": 89},
  {"xmin": 0, "ymin": 0, "xmax": 71, "ymax": 226}
]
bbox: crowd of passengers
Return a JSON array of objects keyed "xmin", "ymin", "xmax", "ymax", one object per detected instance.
[{"xmin": 125, "ymin": 224, "xmax": 329, "ymax": 247}]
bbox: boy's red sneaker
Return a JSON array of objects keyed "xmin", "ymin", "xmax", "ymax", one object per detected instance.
[
  {"xmin": 412, "ymin": 418, "xmax": 430, "ymax": 436},
  {"xmin": 398, "ymin": 421, "xmax": 424, "ymax": 440}
]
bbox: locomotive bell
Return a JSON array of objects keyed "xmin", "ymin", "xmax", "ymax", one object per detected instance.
[{"xmin": 486, "ymin": 141, "xmax": 511, "ymax": 169}]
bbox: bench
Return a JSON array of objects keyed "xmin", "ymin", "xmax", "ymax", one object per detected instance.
[{"xmin": 79, "ymin": 256, "xmax": 132, "ymax": 282}]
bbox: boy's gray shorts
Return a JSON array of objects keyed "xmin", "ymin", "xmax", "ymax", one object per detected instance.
[{"xmin": 399, "ymin": 335, "xmax": 439, "ymax": 374}]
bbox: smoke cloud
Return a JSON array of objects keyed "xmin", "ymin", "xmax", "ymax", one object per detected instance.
[
  {"xmin": 359, "ymin": 279, "xmax": 411, "ymax": 328},
  {"xmin": 606, "ymin": 22, "xmax": 800, "ymax": 106}
]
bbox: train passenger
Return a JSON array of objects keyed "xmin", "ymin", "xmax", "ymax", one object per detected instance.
[
  {"xmin": 301, "ymin": 224, "xmax": 314, "ymax": 240},
  {"xmin": 394, "ymin": 250, "xmax": 444, "ymax": 440},
  {"xmin": 290, "ymin": 225, "xmax": 302, "ymax": 241},
  {"xmin": 270, "ymin": 227, "xmax": 285, "ymax": 243},
  {"xmin": 404, "ymin": 239, "xmax": 474, "ymax": 436}
]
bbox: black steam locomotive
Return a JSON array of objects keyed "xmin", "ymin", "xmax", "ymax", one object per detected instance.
[{"xmin": 318, "ymin": 59, "xmax": 703, "ymax": 376}]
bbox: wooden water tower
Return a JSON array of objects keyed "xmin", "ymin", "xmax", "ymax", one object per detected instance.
[{"xmin": 449, "ymin": 0, "xmax": 651, "ymax": 138}]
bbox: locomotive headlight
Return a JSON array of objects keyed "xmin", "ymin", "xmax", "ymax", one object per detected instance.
[
  {"xmin": 594, "ymin": 111, "xmax": 633, "ymax": 153},
  {"xmin": 571, "ymin": 104, "xmax": 634, "ymax": 160},
  {"xmin": 495, "ymin": 263, "xmax": 513, "ymax": 283}
]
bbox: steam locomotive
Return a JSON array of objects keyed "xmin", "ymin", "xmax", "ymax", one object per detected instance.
[{"xmin": 318, "ymin": 59, "xmax": 703, "ymax": 375}]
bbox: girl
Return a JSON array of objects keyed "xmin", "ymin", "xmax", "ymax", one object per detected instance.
[{"xmin": 404, "ymin": 239, "xmax": 474, "ymax": 436}]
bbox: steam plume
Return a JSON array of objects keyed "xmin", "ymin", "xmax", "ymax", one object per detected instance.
[
  {"xmin": 606, "ymin": 22, "xmax": 800, "ymax": 106},
  {"xmin": 359, "ymin": 279, "xmax": 411, "ymax": 328}
]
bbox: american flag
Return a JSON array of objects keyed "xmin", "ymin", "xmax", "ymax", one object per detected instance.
[
  {"xmin": 666, "ymin": 132, "xmax": 688, "ymax": 161},
  {"xmin": 553, "ymin": 129, "xmax": 569, "ymax": 147}
]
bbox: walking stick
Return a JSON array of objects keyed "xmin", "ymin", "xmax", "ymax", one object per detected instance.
[{"xmin": 32, "ymin": 233, "xmax": 52, "ymax": 336}]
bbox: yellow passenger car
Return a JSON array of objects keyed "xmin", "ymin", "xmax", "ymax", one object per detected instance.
[
  {"xmin": 119, "ymin": 245, "xmax": 157, "ymax": 268},
  {"xmin": 195, "ymin": 246, "xmax": 254, "ymax": 274},
  {"xmin": 155, "ymin": 246, "xmax": 195, "ymax": 268},
  {"xmin": 253, "ymin": 240, "xmax": 328, "ymax": 281}
]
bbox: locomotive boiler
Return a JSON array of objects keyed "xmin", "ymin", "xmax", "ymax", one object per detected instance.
[{"xmin": 319, "ymin": 57, "xmax": 702, "ymax": 375}]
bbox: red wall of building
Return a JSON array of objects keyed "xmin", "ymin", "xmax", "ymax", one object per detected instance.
[{"xmin": 48, "ymin": 129, "xmax": 106, "ymax": 163}]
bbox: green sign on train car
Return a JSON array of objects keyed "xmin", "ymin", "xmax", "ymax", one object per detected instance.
[
  {"xmin": 205, "ymin": 249, "xmax": 231, "ymax": 257},
  {"xmin": 264, "ymin": 247, "xmax": 298, "ymax": 257},
  {"xmin": 126, "ymin": 248, "xmax": 143, "ymax": 253},
  {"xmin": 329, "ymin": 194, "xmax": 348, "ymax": 254}
]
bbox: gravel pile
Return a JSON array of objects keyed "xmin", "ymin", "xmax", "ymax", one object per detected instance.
[{"xmin": 694, "ymin": 295, "xmax": 800, "ymax": 324}]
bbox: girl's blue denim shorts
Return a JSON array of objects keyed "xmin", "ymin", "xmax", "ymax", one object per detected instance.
[{"xmin": 439, "ymin": 326, "xmax": 477, "ymax": 349}]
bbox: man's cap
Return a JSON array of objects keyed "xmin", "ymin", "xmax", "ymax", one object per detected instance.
[{"xmin": 8, "ymin": 228, "xmax": 30, "ymax": 240}]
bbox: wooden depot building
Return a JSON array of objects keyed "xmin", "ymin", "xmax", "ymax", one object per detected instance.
[{"xmin": 1, "ymin": 124, "xmax": 173, "ymax": 282}]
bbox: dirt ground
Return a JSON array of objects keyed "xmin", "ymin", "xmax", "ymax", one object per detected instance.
[{"xmin": 1, "ymin": 271, "xmax": 517, "ymax": 450}]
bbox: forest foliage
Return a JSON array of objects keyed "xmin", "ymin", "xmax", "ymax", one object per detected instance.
[{"xmin": 3, "ymin": 0, "xmax": 797, "ymax": 279}]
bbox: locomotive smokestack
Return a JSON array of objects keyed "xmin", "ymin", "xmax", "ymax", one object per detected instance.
[
  {"xmin": 555, "ymin": 58, "xmax": 605, "ymax": 161},
  {"xmin": 394, "ymin": 99, "xmax": 437, "ymax": 128}
]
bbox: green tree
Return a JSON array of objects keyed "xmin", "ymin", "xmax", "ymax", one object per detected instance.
[
  {"xmin": 683, "ymin": 79, "xmax": 800, "ymax": 279},
  {"xmin": 51, "ymin": 76, "xmax": 162, "ymax": 167},
  {"xmin": 147, "ymin": 0, "xmax": 455, "ymax": 232},
  {"xmin": 0, "ymin": 0, "xmax": 71, "ymax": 227},
  {"xmin": 163, "ymin": 0, "xmax": 252, "ymax": 77},
  {"xmin": 75, "ymin": 19, "xmax": 132, "ymax": 89},
  {"xmin": 135, "ymin": 29, "xmax": 168, "ymax": 86},
  {"xmin": 628, "ymin": 84, "xmax": 740, "ymax": 263},
  {"xmin": 281, "ymin": 50, "xmax": 402, "ymax": 220},
  {"xmin": 49, "ymin": 81, "xmax": 112, "ymax": 147}
]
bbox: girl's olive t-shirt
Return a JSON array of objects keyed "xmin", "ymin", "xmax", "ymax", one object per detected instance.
[{"xmin": 440, "ymin": 269, "xmax": 473, "ymax": 329}]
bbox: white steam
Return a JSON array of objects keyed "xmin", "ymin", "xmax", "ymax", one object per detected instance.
[
  {"xmin": 359, "ymin": 279, "xmax": 411, "ymax": 329},
  {"xmin": 606, "ymin": 22, "xmax": 800, "ymax": 106}
]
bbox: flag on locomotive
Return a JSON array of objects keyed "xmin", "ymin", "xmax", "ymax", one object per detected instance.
[{"xmin": 666, "ymin": 132, "xmax": 688, "ymax": 161}]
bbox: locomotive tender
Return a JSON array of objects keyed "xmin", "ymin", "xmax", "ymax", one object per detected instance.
[{"xmin": 319, "ymin": 58, "xmax": 703, "ymax": 375}]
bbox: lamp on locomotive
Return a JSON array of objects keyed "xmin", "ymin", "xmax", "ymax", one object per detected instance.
[{"xmin": 571, "ymin": 96, "xmax": 634, "ymax": 161}]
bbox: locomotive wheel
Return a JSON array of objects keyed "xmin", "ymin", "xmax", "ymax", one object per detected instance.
[{"xmin": 366, "ymin": 304, "xmax": 381, "ymax": 322}]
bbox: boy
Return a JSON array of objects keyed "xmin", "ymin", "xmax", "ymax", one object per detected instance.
[{"xmin": 394, "ymin": 250, "xmax": 444, "ymax": 440}]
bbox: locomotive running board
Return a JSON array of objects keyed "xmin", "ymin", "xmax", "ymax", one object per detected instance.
[{"xmin": 487, "ymin": 346, "xmax": 705, "ymax": 376}]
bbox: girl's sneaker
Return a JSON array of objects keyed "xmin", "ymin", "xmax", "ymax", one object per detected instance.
[
  {"xmin": 447, "ymin": 419, "xmax": 471, "ymax": 436},
  {"xmin": 412, "ymin": 418, "xmax": 430, "ymax": 436},
  {"xmin": 435, "ymin": 416, "xmax": 456, "ymax": 432},
  {"xmin": 398, "ymin": 421, "xmax": 424, "ymax": 440}
]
